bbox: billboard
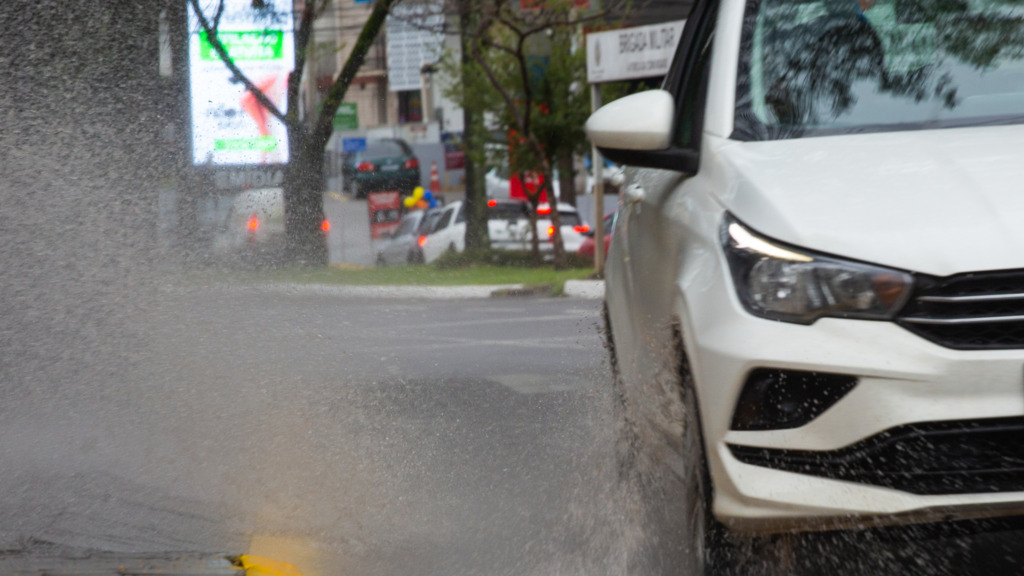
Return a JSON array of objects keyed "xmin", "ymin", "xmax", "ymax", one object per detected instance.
[{"xmin": 188, "ymin": 0, "xmax": 294, "ymax": 166}]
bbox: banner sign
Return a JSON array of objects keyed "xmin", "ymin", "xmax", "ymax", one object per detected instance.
[
  {"xmin": 386, "ymin": 3, "xmax": 445, "ymax": 92},
  {"xmin": 367, "ymin": 191, "xmax": 402, "ymax": 239},
  {"xmin": 188, "ymin": 0, "xmax": 294, "ymax": 165},
  {"xmin": 586, "ymin": 20, "xmax": 685, "ymax": 84}
]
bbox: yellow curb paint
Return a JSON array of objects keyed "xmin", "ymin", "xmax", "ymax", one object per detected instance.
[
  {"xmin": 327, "ymin": 192, "xmax": 343, "ymax": 201},
  {"xmin": 237, "ymin": 554, "xmax": 303, "ymax": 576}
]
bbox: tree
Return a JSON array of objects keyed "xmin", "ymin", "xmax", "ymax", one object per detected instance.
[
  {"xmin": 190, "ymin": 0, "xmax": 397, "ymax": 265},
  {"xmin": 453, "ymin": 0, "xmax": 607, "ymax": 269}
]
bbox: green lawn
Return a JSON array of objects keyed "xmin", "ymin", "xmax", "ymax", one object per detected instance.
[{"xmin": 255, "ymin": 264, "xmax": 595, "ymax": 288}]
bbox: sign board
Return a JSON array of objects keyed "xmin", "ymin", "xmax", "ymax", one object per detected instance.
[
  {"xmin": 343, "ymin": 137, "xmax": 367, "ymax": 153},
  {"xmin": 367, "ymin": 191, "xmax": 402, "ymax": 239},
  {"xmin": 333, "ymin": 102, "xmax": 359, "ymax": 131},
  {"xmin": 188, "ymin": 0, "xmax": 294, "ymax": 165},
  {"xmin": 385, "ymin": 3, "xmax": 445, "ymax": 92},
  {"xmin": 208, "ymin": 166, "xmax": 285, "ymax": 190},
  {"xmin": 586, "ymin": 20, "xmax": 685, "ymax": 84}
]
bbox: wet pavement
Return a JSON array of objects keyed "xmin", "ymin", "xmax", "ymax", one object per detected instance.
[
  {"xmin": 3, "ymin": 286, "xmax": 1024, "ymax": 575},
  {"xmin": 0, "ymin": 291, "xmax": 632, "ymax": 575}
]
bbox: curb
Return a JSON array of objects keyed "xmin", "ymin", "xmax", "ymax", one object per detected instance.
[
  {"xmin": 239, "ymin": 280, "xmax": 606, "ymax": 300},
  {"xmin": 250, "ymin": 283, "xmax": 524, "ymax": 300},
  {"xmin": 563, "ymin": 279, "xmax": 605, "ymax": 299}
]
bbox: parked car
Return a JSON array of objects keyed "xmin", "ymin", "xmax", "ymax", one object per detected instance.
[
  {"xmin": 342, "ymin": 138, "xmax": 420, "ymax": 199},
  {"xmin": 375, "ymin": 209, "xmax": 427, "ymax": 266},
  {"xmin": 587, "ymin": 0, "xmax": 1024, "ymax": 572},
  {"xmin": 577, "ymin": 212, "xmax": 615, "ymax": 263},
  {"xmin": 419, "ymin": 201, "xmax": 466, "ymax": 264},
  {"xmin": 485, "ymin": 199, "xmax": 588, "ymax": 253},
  {"xmin": 405, "ymin": 207, "xmax": 444, "ymax": 264},
  {"xmin": 213, "ymin": 187, "xmax": 329, "ymax": 266}
]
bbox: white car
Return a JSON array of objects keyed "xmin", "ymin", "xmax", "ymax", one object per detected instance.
[
  {"xmin": 587, "ymin": 0, "xmax": 1024, "ymax": 572},
  {"xmin": 485, "ymin": 199, "xmax": 590, "ymax": 253},
  {"xmin": 375, "ymin": 209, "xmax": 427, "ymax": 266},
  {"xmin": 419, "ymin": 201, "xmax": 466, "ymax": 264}
]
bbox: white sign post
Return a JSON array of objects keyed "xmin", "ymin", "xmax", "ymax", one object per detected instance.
[
  {"xmin": 584, "ymin": 20, "xmax": 685, "ymax": 274},
  {"xmin": 187, "ymin": 0, "xmax": 294, "ymax": 166}
]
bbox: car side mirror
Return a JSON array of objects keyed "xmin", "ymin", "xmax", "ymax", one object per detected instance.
[
  {"xmin": 585, "ymin": 89, "xmax": 698, "ymax": 174},
  {"xmin": 586, "ymin": 90, "xmax": 675, "ymax": 151}
]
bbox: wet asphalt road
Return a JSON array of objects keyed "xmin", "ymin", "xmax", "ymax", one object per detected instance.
[
  {"xmin": 0, "ymin": 290, "xmax": 634, "ymax": 575},
  {"xmin": 3, "ymin": 286, "xmax": 1024, "ymax": 575}
]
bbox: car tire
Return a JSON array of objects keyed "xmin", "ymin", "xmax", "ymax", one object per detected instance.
[
  {"xmin": 408, "ymin": 249, "xmax": 424, "ymax": 265},
  {"xmin": 605, "ymin": 308, "xmax": 740, "ymax": 576},
  {"xmin": 376, "ymin": 253, "xmax": 387, "ymax": 267}
]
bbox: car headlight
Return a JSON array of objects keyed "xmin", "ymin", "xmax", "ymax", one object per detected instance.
[{"xmin": 721, "ymin": 215, "xmax": 913, "ymax": 325}]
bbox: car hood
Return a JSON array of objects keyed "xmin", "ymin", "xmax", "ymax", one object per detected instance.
[{"xmin": 716, "ymin": 125, "xmax": 1024, "ymax": 277}]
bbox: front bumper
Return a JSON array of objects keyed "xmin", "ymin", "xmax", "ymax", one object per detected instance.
[{"xmin": 686, "ymin": 265, "xmax": 1024, "ymax": 532}]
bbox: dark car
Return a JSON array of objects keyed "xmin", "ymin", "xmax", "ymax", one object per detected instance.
[{"xmin": 342, "ymin": 138, "xmax": 421, "ymax": 199}]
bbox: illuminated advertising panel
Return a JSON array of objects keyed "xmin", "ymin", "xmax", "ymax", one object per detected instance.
[{"xmin": 188, "ymin": 0, "xmax": 294, "ymax": 166}]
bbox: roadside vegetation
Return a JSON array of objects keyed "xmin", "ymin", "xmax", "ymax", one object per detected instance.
[{"xmin": 189, "ymin": 249, "xmax": 595, "ymax": 293}]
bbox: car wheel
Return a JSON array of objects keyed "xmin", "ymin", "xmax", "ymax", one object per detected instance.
[
  {"xmin": 408, "ymin": 249, "xmax": 424, "ymax": 265},
  {"xmin": 607, "ymin": 313, "xmax": 739, "ymax": 575},
  {"xmin": 376, "ymin": 252, "xmax": 387, "ymax": 267}
]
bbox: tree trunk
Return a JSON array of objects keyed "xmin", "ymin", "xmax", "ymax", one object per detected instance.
[
  {"xmin": 460, "ymin": 0, "xmax": 488, "ymax": 251},
  {"xmin": 557, "ymin": 152, "xmax": 576, "ymax": 207},
  {"xmin": 284, "ymin": 130, "xmax": 328, "ymax": 266}
]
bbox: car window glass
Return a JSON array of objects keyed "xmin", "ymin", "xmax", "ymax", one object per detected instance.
[
  {"xmin": 418, "ymin": 211, "xmax": 440, "ymax": 234},
  {"xmin": 363, "ymin": 140, "xmax": 405, "ymax": 157},
  {"xmin": 455, "ymin": 203, "xmax": 466, "ymax": 223},
  {"xmin": 734, "ymin": 0, "xmax": 1024, "ymax": 139},
  {"xmin": 488, "ymin": 202, "xmax": 527, "ymax": 220},
  {"xmin": 393, "ymin": 212, "xmax": 421, "ymax": 237},
  {"xmin": 675, "ymin": 8, "xmax": 717, "ymax": 149},
  {"xmin": 435, "ymin": 209, "xmax": 454, "ymax": 231},
  {"xmin": 559, "ymin": 212, "xmax": 582, "ymax": 227}
]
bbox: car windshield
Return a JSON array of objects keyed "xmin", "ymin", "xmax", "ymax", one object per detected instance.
[
  {"xmin": 418, "ymin": 210, "xmax": 442, "ymax": 234},
  {"xmin": 392, "ymin": 212, "xmax": 423, "ymax": 237},
  {"xmin": 734, "ymin": 0, "xmax": 1024, "ymax": 139}
]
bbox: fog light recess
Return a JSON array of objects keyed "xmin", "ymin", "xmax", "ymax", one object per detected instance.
[{"xmin": 730, "ymin": 369, "xmax": 858, "ymax": 431}]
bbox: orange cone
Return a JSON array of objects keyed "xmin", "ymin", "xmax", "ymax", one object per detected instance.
[{"xmin": 430, "ymin": 161, "xmax": 441, "ymax": 194}]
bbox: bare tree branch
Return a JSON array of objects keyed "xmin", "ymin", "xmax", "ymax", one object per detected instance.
[
  {"xmin": 188, "ymin": 0, "xmax": 289, "ymax": 125},
  {"xmin": 314, "ymin": 0, "xmax": 398, "ymax": 143},
  {"xmin": 288, "ymin": 2, "xmax": 317, "ymax": 123}
]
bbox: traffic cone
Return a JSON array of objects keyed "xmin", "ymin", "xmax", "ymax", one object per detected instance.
[{"xmin": 430, "ymin": 161, "xmax": 441, "ymax": 194}]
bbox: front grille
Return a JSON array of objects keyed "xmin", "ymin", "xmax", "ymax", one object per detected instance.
[
  {"xmin": 729, "ymin": 417, "xmax": 1024, "ymax": 495},
  {"xmin": 897, "ymin": 269, "xmax": 1024, "ymax": 349}
]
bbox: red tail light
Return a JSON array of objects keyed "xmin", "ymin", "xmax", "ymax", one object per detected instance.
[
  {"xmin": 487, "ymin": 199, "xmax": 497, "ymax": 208},
  {"xmin": 357, "ymin": 161, "xmax": 375, "ymax": 172},
  {"xmin": 418, "ymin": 235, "xmax": 428, "ymax": 247},
  {"xmin": 573, "ymin": 224, "xmax": 590, "ymax": 234},
  {"xmin": 403, "ymin": 158, "xmax": 419, "ymax": 170},
  {"xmin": 547, "ymin": 225, "xmax": 555, "ymax": 237},
  {"xmin": 247, "ymin": 214, "xmax": 259, "ymax": 232},
  {"xmin": 322, "ymin": 220, "xmax": 331, "ymax": 232},
  {"xmin": 537, "ymin": 204, "xmax": 552, "ymax": 215}
]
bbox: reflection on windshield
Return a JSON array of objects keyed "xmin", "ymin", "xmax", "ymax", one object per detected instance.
[{"xmin": 734, "ymin": 0, "xmax": 1024, "ymax": 139}]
